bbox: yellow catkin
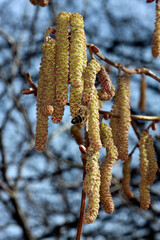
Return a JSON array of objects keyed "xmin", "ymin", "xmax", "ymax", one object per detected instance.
[
  {"xmin": 70, "ymin": 85, "xmax": 83, "ymax": 117},
  {"xmin": 83, "ymin": 189, "xmax": 100, "ymax": 224},
  {"xmin": 97, "ymin": 88, "xmax": 115, "ymax": 101},
  {"xmin": 152, "ymin": 6, "xmax": 160, "ymax": 58},
  {"xmin": 122, "ymin": 157, "xmax": 134, "ymax": 199},
  {"xmin": 146, "ymin": 135, "xmax": 158, "ymax": 185},
  {"xmin": 83, "ymin": 149, "xmax": 100, "ymax": 194},
  {"xmin": 69, "ymin": 12, "xmax": 87, "ymax": 116},
  {"xmin": 139, "ymin": 130, "xmax": 150, "ymax": 210},
  {"xmin": 55, "ymin": 12, "xmax": 70, "ymax": 106},
  {"xmin": 35, "ymin": 113, "xmax": 48, "ymax": 151},
  {"xmin": 100, "ymin": 123, "xmax": 118, "ymax": 214},
  {"xmin": 83, "ymin": 147, "xmax": 100, "ymax": 224},
  {"xmin": 110, "ymin": 76, "xmax": 131, "ymax": 161},
  {"xmin": 97, "ymin": 65, "xmax": 115, "ymax": 99},
  {"xmin": 88, "ymin": 87, "xmax": 102, "ymax": 153},
  {"xmin": 82, "ymin": 59, "xmax": 101, "ymax": 106},
  {"xmin": 138, "ymin": 75, "xmax": 146, "ymax": 112},
  {"xmin": 70, "ymin": 124, "xmax": 83, "ymax": 145},
  {"xmin": 51, "ymin": 101, "xmax": 64, "ymax": 124},
  {"xmin": 35, "ymin": 38, "xmax": 56, "ymax": 151},
  {"xmin": 70, "ymin": 12, "xmax": 87, "ymax": 87},
  {"xmin": 40, "ymin": 38, "xmax": 56, "ymax": 115}
]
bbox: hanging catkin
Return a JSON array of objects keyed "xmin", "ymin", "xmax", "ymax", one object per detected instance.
[
  {"xmin": 100, "ymin": 123, "xmax": 118, "ymax": 214},
  {"xmin": 152, "ymin": 6, "xmax": 160, "ymax": 58},
  {"xmin": 83, "ymin": 147, "xmax": 100, "ymax": 224},
  {"xmin": 55, "ymin": 12, "xmax": 70, "ymax": 106},
  {"xmin": 35, "ymin": 37, "xmax": 56, "ymax": 151},
  {"xmin": 110, "ymin": 75, "xmax": 131, "ymax": 161},
  {"xmin": 97, "ymin": 88, "xmax": 115, "ymax": 102},
  {"xmin": 146, "ymin": 135, "xmax": 158, "ymax": 185},
  {"xmin": 139, "ymin": 130, "xmax": 150, "ymax": 210},
  {"xmin": 70, "ymin": 85, "xmax": 83, "ymax": 117},
  {"xmin": 69, "ymin": 12, "xmax": 87, "ymax": 116},
  {"xmin": 51, "ymin": 101, "xmax": 64, "ymax": 124},
  {"xmin": 82, "ymin": 59, "xmax": 101, "ymax": 106},
  {"xmin": 97, "ymin": 65, "xmax": 115, "ymax": 99},
  {"xmin": 122, "ymin": 156, "xmax": 134, "ymax": 199},
  {"xmin": 88, "ymin": 87, "xmax": 102, "ymax": 153},
  {"xmin": 41, "ymin": 37, "xmax": 56, "ymax": 114},
  {"xmin": 70, "ymin": 12, "xmax": 87, "ymax": 87}
]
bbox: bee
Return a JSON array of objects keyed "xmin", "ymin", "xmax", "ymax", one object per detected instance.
[{"xmin": 71, "ymin": 106, "xmax": 90, "ymax": 125}]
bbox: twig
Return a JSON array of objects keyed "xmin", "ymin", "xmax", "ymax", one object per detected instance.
[
  {"xmin": 0, "ymin": 181, "xmax": 35, "ymax": 240},
  {"xmin": 87, "ymin": 43, "xmax": 160, "ymax": 83},
  {"xmin": 76, "ymin": 128, "xmax": 88, "ymax": 240},
  {"xmin": 22, "ymin": 73, "xmax": 37, "ymax": 96},
  {"xmin": 76, "ymin": 155, "xmax": 86, "ymax": 240},
  {"xmin": 99, "ymin": 110, "xmax": 160, "ymax": 121},
  {"xmin": 131, "ymin": 119, "xmax": 141, "ymax": 140},
  {"xmin": 129, "ymin": 143, "xmax": 139, "ymax": 157}
]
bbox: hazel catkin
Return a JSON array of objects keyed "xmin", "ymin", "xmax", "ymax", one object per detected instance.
[
  {"xmin": 69, "ymin": 12, "xmax": 87, "ymax": 116},
  {"xmin": 55, "ymin": 12, "xmax": 70, "ymax": 106},
  {"xmin": 40, "ymin": 38, "xmax": 56, "ymax": 114},
  {"xmin": 35, "ymin": 37, "xmax": 56, "ymax": 151},
  {"xmin": 139, "ymin": 130, "xmax": 150, "ymax": 210},
  {"xmin": 51, "ymin": 101, "xmax": 64, "ymax": 124},
  {"xmin": 82, "ymin": 59, "xmax": 101, "ymax": 106},
  {"xmin": 100, "ymin": 123, "xmax": 118, "ymax": 214},
  {"xmin": 122, "ymin": 157, "xmax": 134, "ymax": 199},
  {"xmin": 83, "ymin": 147, "xmax": 100, "ymax": 224},
  {"xmin": 97, "ymin": 65, "xmax": 115, "ymax": 99},
  {"xmin": 110, "ymin": 75, "xmax": 131, "ymax": 161},
  {"xmin": 88, "ymin": 87, "xmax": 102, "ymax": 153},
  {"xmin": 152, "ymin": 6, "xmax": 160, "ymax": 58},
  {"xmin": 146, "ymin": 135, "xmax": 158, "ymax": 185}
]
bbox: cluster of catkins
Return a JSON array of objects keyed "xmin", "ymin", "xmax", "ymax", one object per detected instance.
[
  {"xmin": 30, "ymin": 0, "xmax": 50, "ymax": 6},
  {"xmin": 33, "ymin": 11, "xmax": 158, "ymax": 224}
]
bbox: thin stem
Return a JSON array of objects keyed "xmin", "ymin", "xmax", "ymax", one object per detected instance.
[
  {"xmin": 99, "ymin": 110, "xmax": 160, "ymax": 121},
  {"xmin": 129, "ymin": 143, "xmax": 139, "ymax": 157},
  {"xmin": 44, "ymin": 27, "xmax": 56, "ymax": 42},
  {"xmin": 76, "ymin": 155, "xmax": 86, "ymax": 240},
  {"xmin": 76, "ymin": 128, "xmax": 89, "ymax": 240},
  {"xmin": 131, "ymin": 119, "xmax": 141, "ymax": 140},
  {"xmin": 87, "ymin": 43, "xmax": 160, "ymax": 83}
]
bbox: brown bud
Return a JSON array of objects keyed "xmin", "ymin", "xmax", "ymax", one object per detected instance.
[
  {"xmin": 38, "ymin": 0, "xmax": 50, "ymax": 6},
  {"xmin": 103, "ymin": 113, "xmax": 110, "ymax": 120},
  {"xmin": 151, "ymin": 122, "xmax": 157, "ymax": 131},
  {"xmin": 146, "ymin": 0, "xmax": 154, "ymax": 3},
  {"xmin": 22, "ymin": 88, "xmax": 35, "ymax": 95},
  {"xmin": 91, "ymin": 45, "xmax": 100, "ymax": 54},
  {"xmin": 79, "ymin": 145, "xmax": 86, "ymax": 153}
]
